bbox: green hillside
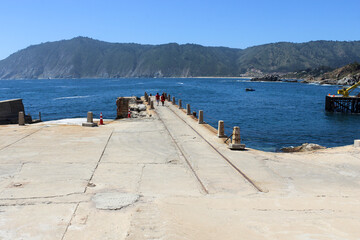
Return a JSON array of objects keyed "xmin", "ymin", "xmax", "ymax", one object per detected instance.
[{"xmin": 0, "ymin": 37, "xmax": 360, "ymax": 79}]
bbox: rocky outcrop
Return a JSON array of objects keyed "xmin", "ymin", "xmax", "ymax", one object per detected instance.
[
  {"xmin": 251, "ymin": 75, "xmax": 281, "ymax": 82},
  {"xmin": 281, "ymin": 143, "xmax": 326, "ymax": 152}
]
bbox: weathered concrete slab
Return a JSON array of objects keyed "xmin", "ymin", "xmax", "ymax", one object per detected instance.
[{"xmin": 0, "ymin": 101, "xmax": 360, "ymax": 239}]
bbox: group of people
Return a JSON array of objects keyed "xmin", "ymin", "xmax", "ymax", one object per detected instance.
[{"xmin": 155, "ymin": 92, "xmax": 166, "ymax": 106}]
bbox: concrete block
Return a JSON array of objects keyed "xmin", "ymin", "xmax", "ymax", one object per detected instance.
[
  {"xmin": 229, "ymin": 143, "xmax": 246, "ymax": 150},
  {"xmin": 355, "ymin": 140, "xmax": 360, "ymax": 147}
]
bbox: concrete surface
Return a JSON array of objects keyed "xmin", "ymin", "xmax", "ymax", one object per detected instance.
[{"xmin": 0, "ymin": 100, "xmax": 360, "ymax": 239}]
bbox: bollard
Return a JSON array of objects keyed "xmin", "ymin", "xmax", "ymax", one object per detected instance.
[
  {"xmin": 144, "ymin": 92, "xmax": 148, "ymax": 101},
  {"xmin": 198, "ymin": 110, "xmax": 204, "ymax": 124},
  {"xmin": 147, "ymin": 96, "xmax": 151, "ymax": 105},
  {"xmin": 229, "ymin": 126, "xmax": 245, "ymax": 150},
  {"xmin": 82, "ymin": 111, "xmax": 97, "ymax": 127},
  {"xmin": 217, "ymin": 120, "xmax": 226, "ymax": 138},
  {"xmin": 192, "ymin": 111, "xmax": 197, "ymax": 117},
  {"xmin": 178, "ymin": 99, "xmax": 182, "ymax": 109},
  {"xmin": 18, "ymin": 111, "xmax": 25, "ymax": 125},
  {"xmin": 172, "ymin": 97, "xmax": 175, "ymax": 105},
  {"xmin": 355, "ymin": 140, "xmax": 360, "ymax": 148},
  {"xmin": 186, "ymin": 104, "xmax": 191, "ymax": 115},
  {"xmin": 39, "ymin": 112, "xmax": 42, "ymax": 121},
  {"xmin": 150, "ymin": 100, "xmax": 154, "ymax": 109},
  {"xmin": 164, "ymin": 93, "xmax": 167, "ymax": 99},
  {"xmin": 168, "ymin": 94, "xmax": 171, "ymax": 101}
]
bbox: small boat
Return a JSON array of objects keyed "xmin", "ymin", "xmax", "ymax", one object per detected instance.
[{"xmin": 245, "ymin": 88, "xmax": 255, "ymax": 91}]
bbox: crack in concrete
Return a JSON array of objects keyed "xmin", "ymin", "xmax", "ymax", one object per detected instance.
[
  {"xmin": 84, "ymin": 130, "xmax": 114, "ymax": 193},
  {"xmin": 0, "ymin": 200, "xmax": 87, "ymax": 207},
  {"xmin": 136, "ymin": 165, "xmax": 146, "ymax": 193},
  {"xmin": 0, "ymin": 191, "xmax": 84, "ymax": 201},
  {"xmin": 0, "ymin": 127, "xmax": 45, "ymax": 152},
  {"xmin": 61, "ymin": 202, "xmax": 80, "ymax": 240}
]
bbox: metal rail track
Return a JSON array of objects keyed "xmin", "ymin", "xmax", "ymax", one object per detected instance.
[
  {"xmin": 157, "ymin": 111, "xmax": 209, "ymax": 194},
  {"xmin": 164, "ymin": 102, "xmax": 264, "ymax": 193}
]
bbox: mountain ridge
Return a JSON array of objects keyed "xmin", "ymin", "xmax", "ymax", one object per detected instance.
[{"xmin": 1, "ymin": 37, "xmax": 360, "ymax": 79}]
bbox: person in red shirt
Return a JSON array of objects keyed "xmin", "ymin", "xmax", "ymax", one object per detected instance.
[
  {"xmin": 160, "ymin": 93, "xmax": 165, "ymax": 106},
  {"xmin": 155, "ymin": 93, "xmax": 160, "ymax": 106}
]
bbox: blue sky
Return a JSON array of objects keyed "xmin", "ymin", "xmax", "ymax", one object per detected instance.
[{"xmin": 1, "ymin": 0, "xmax": 359, "ymax": 60}]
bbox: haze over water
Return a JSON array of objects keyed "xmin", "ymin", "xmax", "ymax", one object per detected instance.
[{"xmin": 1, "ymin": 78, "xmax": 360, "ymax": 152}]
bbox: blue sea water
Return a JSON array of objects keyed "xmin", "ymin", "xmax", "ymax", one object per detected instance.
[{"xmin": 1, "ymin": 78, "xmax": 360, "ymax": 152}]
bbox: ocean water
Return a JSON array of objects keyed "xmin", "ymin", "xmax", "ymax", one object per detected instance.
[{"xmin": 1, "ymin": 78, "xmax": 360, "ymax": 152}]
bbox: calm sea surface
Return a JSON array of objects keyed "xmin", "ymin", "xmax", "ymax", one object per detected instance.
[{"xmin": 1, "ymin": 78, "xmax": 360, "ymax": 151}]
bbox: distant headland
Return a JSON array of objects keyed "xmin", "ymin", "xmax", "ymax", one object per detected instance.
[{"xmin": 0, "ymin": 36, "xmax": 360, "ymax": 80}]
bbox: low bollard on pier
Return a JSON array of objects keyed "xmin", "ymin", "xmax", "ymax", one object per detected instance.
[
  {"xmin": 198, "ymin": 110, "xmax": 204, "ymax": 124},
  {"xmin": 82, "ymin": 111, "xmax": 97, "ymax": 127},
  {"xmin": 168, "ymin": 94, "xmax": 171, "ymax": 101},
  {"xmin": 18, "ymin": 111, "xmax": 25, "ymax": 126},
  {"xmin": 178, "ymin": 99, "xmax": 182, "ymax": 109},
  {"xmin": 150, "ymin": 100, "xmax": 154, "ymax": 109},
  {"xmin": 172, "ymin": 97, "xmax": 175, "ymax": 104},
  {"xmin": 186, "ymin": 104, "xmax": 191, "ymax": 115},
  {"xmin": 217, "ymin": 120, "xmax": 226, "ymax": 138},
  {"xmin": 229, "ymin": 126, "xmax": 245, "ymax": 150}
]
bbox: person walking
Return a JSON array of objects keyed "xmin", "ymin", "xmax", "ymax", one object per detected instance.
[
  {"xmin": 160, "ymin": 93, "xmax": 165, "ymax": 106},
  {"xmin": 155, "ymin": 93, "xmax": 160, "ymax": 106}
]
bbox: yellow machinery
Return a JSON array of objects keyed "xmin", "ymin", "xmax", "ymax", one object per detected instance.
[{"xmin": 337, "ymin": 81, "xmax": 360, "ymax": 97}]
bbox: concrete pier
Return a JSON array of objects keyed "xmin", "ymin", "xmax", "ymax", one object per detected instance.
[{"xmin": 1, "ymin": 98, "xmax": 360, "ymax": 239}]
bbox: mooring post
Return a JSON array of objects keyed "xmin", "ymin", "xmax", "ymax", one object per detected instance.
[
  {"xmin": 198, "ymin": 110, "xmax": 204, "ymax": 124},
  {"xmin": 179, "ymin": 99, "xmax": 182, "ymax": 109},
  {"xmin": 39, "ymin": 112, "xmax": 42, "ymax": 121},
  {"xmin": 144, "ymin": 92, "xmax": 148, "ymax": 101},
  {"xmin": 18, "ymin": 111, "xmax": 25, "ymax": 125},
  {"xmin": 168, "ymin": 94, "xmax": 171, "ymax": 101},
  {"xmin": 150, "ymin": 100, "xmax": 154, "ymax": 109},
  {"xmin": 82, "ymin": 111, "xmax": 97, "ymax": 127},
  {"xmin": 355, "ymin": 140, "xmax": 360, "ymax": 148},
  {"xmin": 218, "ymin": 120, "xmax": 226, "ymax": 138},
  {"xmin": 147, "ymin": 96, "xmax": 151, "ymax": 105},
  {"xmin": 172, "ymin": 97, "xmax": 175, "ymax": 104},
  {"xmin": 229, "ymin": 126, "xmax": 245, "ymax": 150},
  {"xmin": 186, "ymin": 104, "xmax": 191, "ymax": 115}
]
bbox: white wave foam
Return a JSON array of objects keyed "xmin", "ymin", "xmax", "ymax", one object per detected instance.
[
  {"xmin": 177, "ymin": 82, "xmax": 184, "ymax": 85},
  {"xmin": 54, "ymin": 95, "xmax": 90, "ymax": 100}
]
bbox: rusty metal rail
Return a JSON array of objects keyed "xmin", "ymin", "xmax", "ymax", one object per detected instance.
[{"xmin": 165, "ymin": 103, "xmax": 264, "ymax": 193}]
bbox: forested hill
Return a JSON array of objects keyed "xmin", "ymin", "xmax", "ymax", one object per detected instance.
[{"xmin": 0, "ymin": 37, "xmax": 360, "ymax": 79}]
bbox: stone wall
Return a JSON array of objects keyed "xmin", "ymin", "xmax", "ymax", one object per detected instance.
[{"xmin": 0, "ymin": 99, "xmax": 32, "ymax": 124}]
